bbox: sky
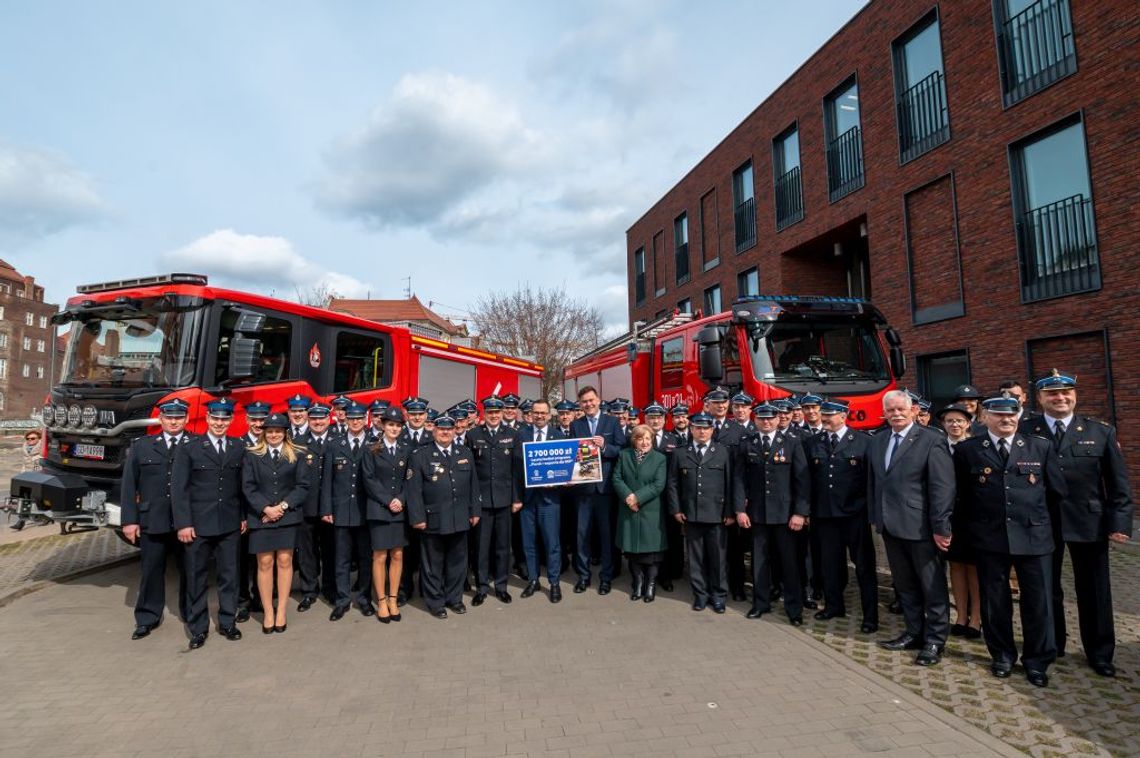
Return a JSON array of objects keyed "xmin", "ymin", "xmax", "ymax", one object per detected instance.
[{"xmin": 0, "ymin": 0, "xmax": 867, "ymax": 336}]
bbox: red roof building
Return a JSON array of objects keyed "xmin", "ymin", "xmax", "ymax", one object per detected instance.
[{"xmin": 327, "ymin": 295, "xmax": 469, "ymax": 342}]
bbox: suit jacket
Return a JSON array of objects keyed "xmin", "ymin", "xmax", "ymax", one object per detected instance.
[
  {"xmin": 512, "ymin": 425, "xmax": 568, "ymax": 506},
  {"xmin": 712, "ymin": 419, "xmax": 748, "ymax": 448},
  {"xmin": 1019, "ymin": 414, "xmax": 1134, "ymax": 542},
  {"xmin": 398, "ymin": 426, "xmax": 433, "ymax": 448},
  {"xmin": 867, "ymin": 424, "xmax": 955, "ymax": 541},
  {"xmin": 652, "ymin": 429, "xmax": 681, "ymax": 456},
  {"xmin": 804, "ymin": 429, "xmax": 871, "ymax": 518},
  {"xmin": 295, "ymin": 431, "xmax": 331, "ymax": 518},
  {"xmin": 121, "ymin": 433, "xmax": 194, "ymax": 533},
  {"xmin": 319, "ymin": 435, "xmax": 370, "ymax": 527},
  {"xmin": 953, "ymin": 433, "xmax": 1066, "ymax": 555},
  {"xmin": 569, "ymin": 413, "xmax": 624, "ymax": 494},
  {"xmin": 405, "ymin": 444, "xmax": 481, "ymax": 535},
  {"xmin": 666, "ymin": 442, "xmax": 733, "ymax": 523},
  {"xmin": 465, "ymin": 425, "xmax": 518, "ymax": 510},
  {"xmin": 170, "ymin": 435, "xmax": 245, "ymax": 536},
  {"xmin": 241, "ymin": 447, "xmax": 310, "ymax": 529},
  {"xmin": 732, "ymin": 431, "xmax": 809, "ymax": 524},
  {"xmin": 361, "ymin": 439, "xmax": 411, "ymax": 523}
]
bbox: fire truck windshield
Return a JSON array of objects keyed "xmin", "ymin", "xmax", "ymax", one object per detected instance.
[
  {"xmin": 59, "ymin": 300, "xmax": 206, "ymax": 388},
  {"xmin": 748, "ymin": 319, "xmax": 889, "ymax": 390}
]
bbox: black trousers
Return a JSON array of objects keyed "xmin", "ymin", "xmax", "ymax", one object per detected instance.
[
  {"xmin": 333, "ymin": 525, "xmax": 372, "ymax": 609},
  {"xmin": 751, "ymin": 523, "xmax": 802, "ymax": 618},
  {"xmin": 559, "ymin": 493, "xmax": 577, "ymax": 572},
  {"xmin": 183, "ymin": 530, "xmax": 239, "ymax": 636},
  {"xmin": 808, "ymin": 524, "xmax": 824, "ymax": 598},
  {"xmin": 664, "ymin": 513, "xmax": 686, "ymax": 581},
  {"xmin": 727, "ymin": 524, "xmax": 750, "ymax": 596},
  {"xmin": 400, "ymin": 529, "xmax": 422, "ymax": 599},
  {"xmin": 238, "ymin": 531, "xmax": 256, "ymax": 608},
  {"xmin": 816, "ymin": 514, "xmax": 878, "ymax": 622},
  {"xmin": 421, "ymin": 531, "xmax": 468, "ymax": 611},
  {"xmin": 976, "ymin": 548, "xmax": 1055, "ymax": 671},
  {"xmin": 477, "ymin": 506, "xmax": 512, "ymax": 592},
  {"xmin": 686, "ymin": 522, "xmax": 727, "ymax": 603},
  {"xmin": 882, "ymin": 532, "xmax": 950, "ymax": 647},
  {"xmin": 296, "ymin": 516, "xmax": 334, "ymax": 598},
  {"xmin": 510, "ymin": 507, "xmax": 526, "ymax": 573},
  {"xmin": 135, "ymin": 530, "xmax": 187, "ymax": 627},
  {"xmin": 1053, "ymin": 539, "xmax": 1116, "ymax": 665}
]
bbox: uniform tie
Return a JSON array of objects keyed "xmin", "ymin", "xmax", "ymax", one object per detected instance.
[
  {"xmin": 696, "ymin": 444, "xmax": 705, "ymax": 460},
  {"xmin": 216, "ymin": 439, "xmax": 225, "ymax": 456},
  {"xmin": 998, "ymin": 437, "xmax": 1009, "ymax": 464},
  {"xmin": 271, "ymin": 449, "xmax": 279, "ymax": 462},
  {"xmin": 1053, "ymin": 420, "xmax": 1065, "ymax": 450},
  {"xmin": 536, "ymin": 429, "xmax": 544, "ymax": 443},
  {"xmin": 441, "ymin": 447, "xmax": 450, "ymax": 459},
  {"xmin": 829, "ymin": 433, "xmax": 839, "ymax": 453},
  {"xmin": 351, "ymin": 438, "xmax": 360, "ymax": 454},
  {"xmin": 761, "ymin": 436, "xmax": 771, "ymax": 455}
]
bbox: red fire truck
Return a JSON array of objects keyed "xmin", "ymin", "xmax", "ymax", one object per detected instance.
[
  {"xmin": 563, "ymin": 295, "xmax": 906, "ymax": 430},
  {"xmin": 10, "ymin": 273, "xmax": 542, "ymax": 529}
]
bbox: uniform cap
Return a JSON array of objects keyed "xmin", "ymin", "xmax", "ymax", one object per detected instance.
[
  {"xmin": 936, "ymin": 402, "xmax": 972, "ymax": 420},
  {"xmin": 554, "ymin": 400, "xmax": 577, "ymax": 412},
  {"xmin": 770, "ymin": 399, "xmax": 792, "ymax": 413},
  {"xmin": 819, "ymin": 400, "xmax": 849, "ymax": 415},
  {"xmin": 752, "ymin": 403, "xmax": 779, "ymax": 419},
  {"xmin": 402, "ymin": 397, "xmax": 428, "ymax": 412},
  {"xmin": 447, "ymin": 407, "xmax": 468, "ymax": 421},
  {"xmin": 788, "ymin": 396, "xmax": 803, "ymax": 410},
  {"xmin": 1035, "ymin": 368, "xmax": 1076, "ymax": 392},
  {"xmin": 368, "ymin": 399, "xmax": 390, "ymax": 413},
  {"xmin": 703, "ymin": 387, "xmax": 730, "ymax": 402},
  {"xmin": 670, "ymin": 403, "xmax": 690, "ymax": 416},
  {"xmin": 731, "ymin": 392, "xmax": 754, "ymax": 406},
  {"xmin": 481, "ymin": 396, "xmax": 505, "ymax": 410},
  {"xmin": 343, "ymin": 402, "xmax": 368, "ymax": 419},
  {"xmin": 205, "ymin": 398, "xmax": 235, "ymax": 418},
  {"xmin": 286, "ymin": 394, "xmax": 312, "ymax": 410},
  {"xmin": 331, "ymin": 395, "xmax": 351, "ymax": 408},
  {"xmin": 307, "ymin": 403, "xmax": 331, "ymax": 419},
  {"xmin": 243, "ymin": 400, "xmax": 272, "ymax": 419},
  {"xmin": 262, "ymin": 413, "xmax": 289, "ymax": 429},
  {"xmin": 799, "ymin": 394, "xmax": 823, "ymax": 407},
  {"xmin": 643, "ymin": 402, "xmax": 667, "ymax": 416},
  {"xmin": 379, "ymin": 406, "xmax": 405, "ymax": 424},
  {"xmin": 501, "ymin": 394, "xmax": 520, "ymax": 408},
  {"xmin": 519, "ymin": 399, "xmax": 534, "ymax": 412},
  {"xmin": 689, "ymin": 412, "xmax": 714, "ymax": 428},
  {"xmin": 953, "ymin": 384, "xmax": 982, "ymax": 400},
  {"xmin": 981, "ymin": 396, "xmax": 1019, "ymax": 415},
  {"xmin": 433, "ymin": 414, "xmax": 457, "ymax": 429},
  {"xmin": 157, "ymin": 398, "xmax": 190, "ymax": 417}
]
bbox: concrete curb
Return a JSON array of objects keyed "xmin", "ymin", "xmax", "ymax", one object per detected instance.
[{"xmin": 0, "ymin": 553, "xmax": 138, "ymax": 610}]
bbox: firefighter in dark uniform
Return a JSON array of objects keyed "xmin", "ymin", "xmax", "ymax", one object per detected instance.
[
  {"xmin": 237, "ymin": 399, "xmax": 271, "ymax": 621},
  {"xmin": 295, "ymin": 402, "xmax": 334, "ymax": 612},
  {"xmin": 286, "ymin": 393, "xmax": 310, "ymax": 439},
  {"xmin": 406, "ymin": 414, "xmax": 481, "ymax": 618},
  {"xmin": 554, "ymin": 398, "xmax": 579, "ymax": 575},
  {"xmin": 501, "ymin": 394, "xmax": 521, "ymax": 430},
  {"xmin": 321, "ymin": 401, "xmax": 375, "ymax": 620},
  {"xmin": 733, "ymin": 402, "xmax": 810, "ymax": 624},
  {"xmin": 1020, "ymin": 370, "xmax": 1134, "ymax": 677},
  {"xmin": 361, "ymin": 406, "xmax": 411, "ymax": 623},
  {"xmin": 121, "ymin": 398, "xmax": 192, "ymax": 640},
  {"xmin": 645, "ymin": 402, "xmax": 681, "ymax": 591},
  {"xmin": 706, "ymin": 388, "xmax": 749, "ymax": 601},
  {"xmin": 396, "ymin": 396, "xmax": 431, "ymax": 605},
  {"xmin": 804, "ymin": 400, "xmax": 878, "ymax": 632},
  {"xmin": 952, "ymin": 384, "xmax": 987, "ymax": 437},
  {"xmin": 367, "ymin": 399, "xmax": 390, "ymax": 442},
  {"xmin": 467, "ymin": 396, "xmax": 519, "ymax": 604},
  {"xmin": 731, "ymin": 393, "xmax": 757, "ymax": 433},
  {"xmin": 171, "ymin": 398, "xmax": 245, "ymax": 649},
  {"xmin": 956, "ymin": 395, "xmax": 1067, "ymax": 686},
  {"xmin": 671, "ymin": 403, "xmax": 691, "ymax": 447},
  {"xmin": 330, "ymin": 395, "xmax": 350, "ymax": 436},
  {"xmin": 666, "ymin": 412, "xmax": 733, "ymax": 612}
]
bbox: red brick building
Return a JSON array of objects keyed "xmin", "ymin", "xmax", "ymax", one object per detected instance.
[
  {"xmin": 626, "ymin": 0, "xmax": 1138, "ymax": 475},
  {"xmin": 0, "ymin": 261, "xmax": 58, "ymax": 422}
]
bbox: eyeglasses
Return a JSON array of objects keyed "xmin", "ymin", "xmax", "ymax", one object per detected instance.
[{"xmin": 25, "ymin": 436, "xmax": 40, "ymax": 442}]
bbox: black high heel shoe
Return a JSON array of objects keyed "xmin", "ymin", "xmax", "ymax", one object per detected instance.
[
  {"xmin": 387, "ymin": 597, "xmax": 401, "ymax": 622},
  {"xmin": 262, "ymin": 624, "xmax": 274, "ymax": 635},
  {"xmin": 376, "ymin": 596, "xmax": 391, "ymax": 624},
  {"xmin": 273, "ymin": 623, "xmax": 287, "ymax": 633}
]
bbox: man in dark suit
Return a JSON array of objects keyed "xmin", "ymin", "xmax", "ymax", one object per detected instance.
[
  {"xmin": 295, "ymin": 402, "xmax": 334, "ymax": 611},
  {"xmin": 1020, "ymin": 370, "xmax": 1134, "ymax": 677},
  {"xmin": 320, "ymin": 402, "xmax": 375, "ymax": 620},
  {"xmin": 733, "ymin": 403, "xmax": 810, "ymax": 624},
  {"xmin": 120, "ymin": 399, "xmax": 192, "ymax": 640},
  {"xmin": 512, "ymin": 399, "xmax": 565, "ymax": 602},
  {"xmin": 467, "ymin": 396, "xmax": 518, "ymax": 605},
  {"xmin": 406, "ymin": 414, "xmax": 481, "ymax": 618},
  {"xmin": 171, "ymin": 398, "xmax": 245, "ymax": 649},
  {"xmin": 667, "ymin": 412, "xmax": 734, "ymax": 612},
  {"xmin": 805, "ymin": 400, "xmax": 878, "ymax": 632},
  {"xmin": 569, "ymin": 385, "xmax": 624, "ymax": 594},
  {"xmin": 956, "ymin": 395, "xmax": 1067, "ymax": 686},
  {"xmin": 869, "ymin": 390, "xmax": 955, "ymax": 666}
]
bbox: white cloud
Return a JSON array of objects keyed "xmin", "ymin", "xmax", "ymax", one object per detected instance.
[
  {"xmin": 0, "ymin": 140, "xmax": 107, "ymax": 243},
  {"xmin": 160, "ymin": 229, "xmax": 371, "ymax": 299}
]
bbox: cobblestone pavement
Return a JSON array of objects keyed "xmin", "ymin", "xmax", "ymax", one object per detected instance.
[
  {"xmin": 0, "ymin": 528, "xmax": 136, "ymax": 604},
  {"xmin": 0, "ymin": 562, "xmax": 1016, "ymax": 758}
]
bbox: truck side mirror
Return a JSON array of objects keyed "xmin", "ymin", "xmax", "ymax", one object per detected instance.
[
  {"xmin": 626, "ymin": 343, "xmax": 637, "ymax": 364},
  {"xmin": 696, "ymin": 326, "xmax": 723, "ymax": 384},
  {"xmin": 884, "ymin": 328, "xmax": 906, "ymax": 379}
]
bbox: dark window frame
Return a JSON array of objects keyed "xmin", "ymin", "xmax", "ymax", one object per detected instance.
[
  {"xmin": 208, "ymin": 301, "xmax": 300, "ymax": 388},
  {"xmin": 331, "ymin": 328, "xmax": 393, "ymax": 393},
  {"xmin": 634, "ymin": 247, "xmax": 647, "ymax": 304},
  {"xmin": 702, "ymin": 284, "xmax": 722, "ymax": 316},
  {"xmin": 915, "ymin": 348, "xmax": 972, "ymax": 409},
  {"xmin": 772, "ymin": 121, "xmax": 804, "ymax": 231},
  {"xmin": 892, "ymin": 8, "xmax": 951, "ymax": 164},
  {"xmin": 902, "ymin": 171, "xmax": 966, "ymax": 325},
  {"xmin": 653, "ymin": 230, "xmax": 666, "ymax": 298},
  {"xmin": 674, "ymin": 213, "xmax": 690, "ymax": 286},
  {"xmin": 736, "ymin": 266, "xmax": 759, "ymax": 298},
  {"xmin": 991, "ymin": 0, "xmax": 1078, "ymax": 109},
  {"xmin": 822, "ymin": 75, "xmax": 865, "ymax": 203},
  {"xmin": 732, "ymin": 161, "xmax": 757, "ymax": 253},
  {"xmin": 700, "ymin": 187, "xmax": 721, "ymax": 270}
]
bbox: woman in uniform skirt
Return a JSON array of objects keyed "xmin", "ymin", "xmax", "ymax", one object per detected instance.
[
  {"xmin": 243, "ymin": 412, "xmax": 310, "ymax": 634},
  {"xmin": 362, "ymin": 407, "xmax": 410, "ymax": 623},
  {"xmin": 939, "ymin": 403, "xmax": 982, "ymax": 640}
]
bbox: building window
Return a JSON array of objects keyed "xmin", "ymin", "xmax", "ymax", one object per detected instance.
[
  {"xmin": 22, "ymin": 336, "xmax": 30, "ymax": 350},
  {"xmin": 703, "ymin": 285, "xmax": 721, "ymax": 315},
  {"xmin": 894, "ymin": 12, "xmax": 949, "ymax": 163},
  {"xmin": 732, "ymin": 162, "xmax": 756, "ymax": 252},
  {"xmin": 917, "ymin": 350, "xmax": 970, "ymax": 411},
  {"xmin": 36, "ymin": 339, "xmax": 44, "ymax": 352},
  {"xmin": 36, "ymin": 365, "xmax": 44, "ymax": 379},
  {"xmin": 21, "ymin": 363, "xmax": 29, "ymax": 378},
  {"xmin": 0, "ymin": 359, "xmax": 6, "ymax": 378},
  {"xmin": 24, "ymin": 312, "xmax": 33, "ymax": 326},
  {"xmin": 0, "ymin": 392, "xmax": 4, "ymax": 410},
  {"xmin": 674, "ymin": 214, "xmax": 690, "ymax": 285},
  {"xmin": 824, "ymin": 78, "xmax": 865, "ymax": 202},
  {"xmin": 994, "ymin": 0, "xmax": 1076, "ymax": 107},
  {"xmin": 634, "ymin": 247, "xmax": 647, "ymax": 304},
  {"xmin": 0, "ymin": 306, "xmax": 5, "ymax": 319},
  {"xmin": 737, "ymin": 267, "xmax": 759, "ymax": 298},
  {"xmin": 677, "ymin": 298, "xmax": 692, "ymax": 314},
  {"xmin": 38, "ymin": 316, "xmax": 47, "ymax": 329},
  {"xmin": 660, "ymin": 337, "xmax": 684, "ymax": 389},
  {"xmin": 1011, "ymin": 115, "xmax": 1098, "ymax": 302},
  {"xmin": 773, "ymin": 126, "xmax": 803, "ymax": 230},
  {"xmin": 652, "ymin": 231, "xmax": 666, "ymax": 297},
  {"xmin": 0, "ymin": 333, "xmax": 7, "ymax": 348},
  {"xmin": 700, "ymin": 189, "xmax": 719, "ymax": 270}
]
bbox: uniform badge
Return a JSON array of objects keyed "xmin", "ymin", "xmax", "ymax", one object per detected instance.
[
  {"xmin": 1076, "ymin": 426, "xmax": 1083, "ymax": 432},
  {"xmin": 405, "ymin": 468, "xmax": 414, "ymax": 480},
  {"xmin": 398, "ymin": 460, "xmax": 405, "ymax": 467},
  {"xmin": 1028, "ymin": 473, "xmax": 1037, "ymax": 485},
  {"xmin": 983, "ymin": 467, "xmax": 992, "ymax": 475},
  {"xmin": 431, "ymin": 476, "xmax": 438, "ymax": 482},
  {"xmin": 978, "ymin": 475, "xmax": 986, "ymax": 483},
  {"xmin": 850, "ymin": 459, "xmax": 857, "ymax": 466},
  {"xmin": 306, "ymin": 454, "xmax": 314, "ymax": 462}
]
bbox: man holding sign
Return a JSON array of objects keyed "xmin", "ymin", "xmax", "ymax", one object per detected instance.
[
  {"xmin": 570, "ymin": 386, "xmax": 624, "ymax": 595},
  {"xmin": 512, "ymin": 400, "xmax": 566, "ymax": 602}
]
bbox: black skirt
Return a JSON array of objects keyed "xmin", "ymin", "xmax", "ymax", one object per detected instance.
[
  {"xmin": 249, "ymin": 525, "xmax": 297, "ymax": 554},
  {"xmin": 369, "ymin": 521, "xmax": 408, "ymax": 550}
]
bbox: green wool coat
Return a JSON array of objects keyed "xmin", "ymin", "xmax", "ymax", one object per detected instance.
[{"xmin": 612, "ymin": 447, "xmax": 668, "ymax": 554}]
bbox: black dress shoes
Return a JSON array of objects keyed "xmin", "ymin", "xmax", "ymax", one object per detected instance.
[
  {"xmin": 950, "ymin": 623, "xmax": 968, "ymax": 637},
  {"xmin": 1026, "ymin": 669, "xmax": 1049, "ymax": 687},
  {"xmin": 814, "ymin": 609, "xmax": 846, "ymax": 621},
  {"xmin": 472, "ymin": 592, "xmax": 487, "ymax": 607},
  {"xmin": 297, "ymin": 596, "xmax": 316, "ymax": 612},
  {"xmin": 521, "ymin": 580, "xmax": 540, "ymax": 598},
  {"xmin": 573, "ymin": 578, "xmax": 590, "ymax": 593},
  {"xmin": 659, "ymin": 578, "xmax": 673, "ymax": 592},
  {"xmin": 235, "ymin": 607, "xmax": 251, "ymax": 624},
  {"xmin": 712, "ymin": 602, "xmax": 726, "ymax": 614},
  {"xmin": 357, "ymin": 602, "xmax": 376, "ymax": 617},
  {"xmin": 878, "ymin": 633, "xmax": 923, "ymax": 651},
  {"xmin": 495, "ymin": 590, "xmax": 512, "ymax": 604},
  {"xmin": 692, "ymin": 598, "xmax": 707, "ymax": 612},
  {"xmin": 643, "ymin": 582, "xmax": 656, "ymax": 603},
  {"xmin": 860, "ymin": 622, "xmax": 879, "ymax": 634},
  {"xmin": 219, "ymin": 626, "xmax": 242, "ymax": 641},
  {"xmin": 549, "ymin": 585, "xmax": 562, "ymax": 603},
  {"xmin": 188, "ymin": 633, "xmax": 207, "ymax": 650},
  {"xmin": 802, "ymin": 598, "xmax": 818, "ymax": 610},
  {"xmin": 1092, "ymin": 662, "xmax": 1116, "ymax": 678},
  {"xmin": 914, "ymin": 644, "xmax": 942, "ymax": 666},
  {"xmin": 746, "ymin": 607, "xmax": 766, "ymax": 620},
  {"xmin": 131, "ymin": 621, "xmax": 160, "ymax": 640},
  {"xmin": 789, "ymin": 616, "xmax": 803, "ymax": 627},
  {"xmin": 432, "ymin": 608, "xmax": 448, "ymax": 619},
  {"xmin": 990, "ymin": 662, "xmax": 1013, "ymax": 678},
  {"xmin": 887, "ymin": 598, "xmax": 903, "ymax": 615},
  {"xmin": 329, "ymin": 605, "xmax": 349, "ymax": 621},
  {"xmin": 447, "ymin": 602, "xmax": 467, "ymax": 614},
  {"xmin": 396, "ymin": 591, "xmax": 408, "ymax": 607},
  {"xmin": 598, "ymin": 582, "xmax": 612, "ymax": 596}
]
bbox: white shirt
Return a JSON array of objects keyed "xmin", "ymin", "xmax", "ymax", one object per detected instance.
[
  {"xmin": 532, "ymin": 424, "xmax": 550, "ymax": 441},
  {"xmin": 435, "ymin": 444, "xmax": 453, "ymax": 456},
  {"xmin": 989, "ymin": 431, "xmax": 1015, "ymax": 447},
  {"xmin": 163, "ymin": 433, "xmax": 184, "ymax": 447},
  {"xmin": 207, "ymin": 433, "xmax": 227, "ymax": 452},
  {"xmin": 1044, "ymin": 413, "xmax": 1074, "ymax": 435},
  {"xmin": 885, "ymin": 423, "xmax": 913, "ymax": 468},
  {"xmin": 829, "ymin": 425, "xmax": 848, "ymax": 444},
  {"xmin": 267, "ymin": 443, "xmax": 283, "ymax": 456},
  {"xmin": 348, "ymin": 433, "xmax": 367, "ymax": 448}
]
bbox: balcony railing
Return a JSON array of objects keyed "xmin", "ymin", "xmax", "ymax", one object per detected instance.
[
  {"xmin": 774, "ymin": 166, "xmax": 803, "ymax": 230},
  {"xmin": 635, "ymin": 272, "xmax": 646, "ymax": 303},
  {"xmin": 674, "ymin": 242, "xmax": 690, "ymax": 285},
  {"xmin": 897, "ymin": 69, "xmax": 949, "ymax": 163},
  {"xmin": 1017, "ymin": 194, "xmax": 1099, "ymax": 301},
  {"xmin": 997, "ymin": 0, "xmax": 1076, "ymax": 106},
  {"xmin": 826, "ymin": 126, "xmax": 864, "ymax": 203},
  {"xmin": 734, "ymin": 197, "xmax": 756, "ymax": 252}
]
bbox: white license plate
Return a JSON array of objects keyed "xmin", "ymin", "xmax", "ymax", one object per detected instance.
[{"xmin": 73, "ymin": 444, "xmax": 105, "ymax": 460}]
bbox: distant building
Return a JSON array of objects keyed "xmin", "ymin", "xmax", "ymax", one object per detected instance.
[
  {"xmin": 0, "ymin": 261, "xmax": 58, "ymax": 421},
  {"xmin": 327, "ymin": 295, "xmax": 470, "ymax": 344}
]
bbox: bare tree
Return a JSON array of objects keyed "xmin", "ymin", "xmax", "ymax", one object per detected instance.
[
  {"xmin": 470, "ymin": 285, "xmax": 604, "ymax": 400},
  {"xmin": 294, "ymin": 282, "xmax": 340, "ymax": 308}
]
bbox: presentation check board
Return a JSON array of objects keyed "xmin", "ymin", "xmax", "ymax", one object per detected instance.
[{"xmin": 522, "ymin": 437, "xmax": 602, "ymax": 488}]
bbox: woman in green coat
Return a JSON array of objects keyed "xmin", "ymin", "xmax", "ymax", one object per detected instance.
[{"xmin": 613, "ymin": 425, "xmax": 668, "ymax": 602}]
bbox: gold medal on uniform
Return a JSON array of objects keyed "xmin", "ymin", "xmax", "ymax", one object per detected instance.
[{"xmin": 983, "ymin": 467, "xmax": 992, "ymax": 474}]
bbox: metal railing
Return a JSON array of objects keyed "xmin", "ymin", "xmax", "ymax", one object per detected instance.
[
  {"xmin": 674, "ymin": 242, "xmax": 690, "ymax": 285},
  {"xmin": 774, "ymin": 166, "xmax": 803, "ymax": 230},
  {"xmin": 734, "ymin": 197, "xmax": 756, "ymax": 252},
  {"xmin": 1017, "ymin": 194, "xmax": 1099, "ymax": 301},
  {"xmin": 997, "ymin": 0, "xmax": 1076, "ymax": 106},
  {"xmin": 897, "ymin": 69, "xmax": 949, "ymax": 162},
  {"xmin": 635, "ymin": 273, "xmax": 646, "ymax": 304},
  {"xmin": 826, "ymin": 126, "xmax": 864, "ymax": 202}
]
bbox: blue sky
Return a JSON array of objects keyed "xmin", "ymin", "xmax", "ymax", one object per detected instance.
[{"xmin": 0, "ymin": 0, "xmax": 867, "ymax": 333}]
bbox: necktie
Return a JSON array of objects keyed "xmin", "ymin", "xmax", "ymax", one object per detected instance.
[
  {"xmin": 1054, "ymin": 420, "xmax": 1065, "ymax": 450},
  {"xmin": 887, "ymin": 433, "xmax": 902, "ymax": 468},
  {"xmin": 216, "ymin": 439, "xmax": 225, "ymax": 456},
  {"xmin": 271, "ymin": 449, "xmax": 279, "ymax": 462},
  {"xmin": 536, "ymin": 429, "xmax": 544, "ymax": 443},
  {"xmin": 998, "ymin": 437, "xmax": 1009, "ymax": 463},
  {"xmin": 352, "ymin": 438, "xmax": 360, "ymax": 453},
  {"xmin": 441, "ymin": 448, "xmax": 450, "ymax": 459},
  {"xmin": 829, "ymin": 433, "xmax": 839, "ymax": 453},
  {"xmin": 388, "ymin": 445, "xmax": 396, "ymax": 456},
  {"xmin": 293, "ymin": 426, "xmax": 300, "ymax": 437},
  {"xmin": 589, "ymin": 416, "xmax": 597, "ymax": 435},
  {"xmin": 697, "ymin": 444, "xmax": 705, "ymax": 460},
  {"xmin": 762, "ymin": 436, "xmax": 771, "ymax": 454}
]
